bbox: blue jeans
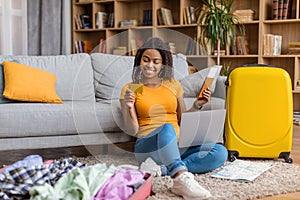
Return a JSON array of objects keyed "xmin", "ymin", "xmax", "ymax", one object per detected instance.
[{"xmin": 134, "ymin": 123, "xmax": 228, "ymax": 177}]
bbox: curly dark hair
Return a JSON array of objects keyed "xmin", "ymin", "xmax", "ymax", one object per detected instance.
[{"xmin": 132, "ymin": 37, "xmax": 174, "ymax": 83}]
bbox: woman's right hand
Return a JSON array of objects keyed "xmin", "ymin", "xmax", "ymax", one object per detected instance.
[{"xmin": 124, "ymin": 89, "xmax": 135, "ymax": 108}]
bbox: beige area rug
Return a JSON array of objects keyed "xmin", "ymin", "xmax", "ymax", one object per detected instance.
[{"xmin": 75, "ymin": 153, "xmax": 300, "ymax": 200}]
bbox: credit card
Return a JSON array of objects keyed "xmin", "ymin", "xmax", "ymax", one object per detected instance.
[{"xmin": 128, "ymin": 83, "xmax": 143, "ymax": 94}]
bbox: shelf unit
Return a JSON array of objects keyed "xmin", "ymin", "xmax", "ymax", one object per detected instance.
[{"xmin": 72, "ymin": 0, "xmax": 300, "ymax": 111}]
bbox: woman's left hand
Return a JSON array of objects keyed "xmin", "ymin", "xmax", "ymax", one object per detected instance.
[{"xmin": 196, "ymin": 88, "xmax": 211, "ymax": 106}]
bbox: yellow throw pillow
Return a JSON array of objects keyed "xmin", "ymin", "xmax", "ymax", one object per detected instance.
[{"xmin": 3, "ymin": 61, "xmax": 63, "ymax": 103}]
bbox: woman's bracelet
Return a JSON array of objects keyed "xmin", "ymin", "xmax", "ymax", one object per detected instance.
[{"xmin": 193, "ymin": 101, "xmax": 202, "ymax": 110}]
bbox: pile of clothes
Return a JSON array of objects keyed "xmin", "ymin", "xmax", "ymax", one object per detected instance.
[{"xmin": 0, "ymin": 155, "xmax": 147, "ymax": 200}]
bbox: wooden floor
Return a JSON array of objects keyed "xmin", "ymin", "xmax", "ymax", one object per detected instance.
[
  {"xmin": 0, "ymin": 125, "xmax": 299, "ymax": 199},
  {"xmin": 256, "ymin": 125, "xmax": 300, "ymax": 200}
]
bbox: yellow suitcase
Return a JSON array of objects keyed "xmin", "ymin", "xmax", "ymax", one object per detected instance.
[{"xmin": 224, "ymin": 66, "xmax": 293, "ymax": 163}]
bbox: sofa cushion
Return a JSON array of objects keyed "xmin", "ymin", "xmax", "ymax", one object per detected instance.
[
  {"xmin": 180, "ymin": 66, "xmax": 221, "ymax": 98},
  {"xmin": 0, "ymin": 53, "xmax": 95, "ymax": 101},
  {"xmin": 0, "ymin": 101, "xmax": 105, "ymax": 138},
  {"xmin": 0, "ymin": 101, "xmax": 126, "ymax": 138},
  {"xmin": 3, "ymin": 61, "xmax": 63, "ymax": 103},
  {"xmin": 91, "ymin": 53, "xmax": 189, "ymax": 101}
]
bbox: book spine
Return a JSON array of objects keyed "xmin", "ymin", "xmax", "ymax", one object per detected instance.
[
  {"xmin": 182, "ymin": 7, "xmax": 186, "ymax": 24},
  {"xmin": 287, "ymin": 0, "xmax": 293, "ymax": 19},
  {"xmin": 282, "ymin": 0, "xmax": 289, "ymax": 19},
  {"xmin": 278, "ymin": 0, "xmax": 284, "ymax": 19},
  {"xmin": 273, "ymin": 0, "xmax": 279, "ymax": 19},
  {"xmin": 273, "ymin": 35, "xmax": 282, "ymax": 55}
]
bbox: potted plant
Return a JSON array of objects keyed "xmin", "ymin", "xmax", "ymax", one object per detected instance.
[{"xmin": 196, "ymin": 0, "xmax": 245, "ymax": 66}]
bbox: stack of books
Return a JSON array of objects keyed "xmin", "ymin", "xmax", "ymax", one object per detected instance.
[
  {"xmin": 112, "ymin": 46, "xmax": 127, "ymax": 55},
  {"xmin": 294, "ymin": 111, "xmax": 300, "ymax": 126},
  {"xmin": 233, "ymin": 9, "xmax": 255, "ymax": 22},
  {"xmin": 120, "ymin": 19, "xmax": 138, "ymax": 27},
  {"xmin": 288, "ymin": 42, "xmax": 300, "ymax": 54}
]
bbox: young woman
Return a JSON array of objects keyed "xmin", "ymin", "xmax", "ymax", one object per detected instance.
[{"xmin": 120, "ymin": 37, "xmax": 227, "ymax": 199}]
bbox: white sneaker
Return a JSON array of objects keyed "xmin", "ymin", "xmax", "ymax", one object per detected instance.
[
  {"xmin": 140, "ymin": 157, "xmax": 162, "ymax": 177},
  {"xmin": 171, "ymin": 171, "xmax": 212, "ymax": 200}
]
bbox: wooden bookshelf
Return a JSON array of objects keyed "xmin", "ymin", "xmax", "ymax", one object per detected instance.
[{"xmin": 72, "ymin": 0, "xmax": 300, "ymax": 111}]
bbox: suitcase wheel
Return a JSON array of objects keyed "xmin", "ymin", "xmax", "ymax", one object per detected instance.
[
  {"xmin": 279, "ymin": 152, "xmax": 293, "ymax": 163},
  {"xmin": 228, "ymin": 151, "xmax": 239, "ymax": 162},
  {"xmin": 283, "ymin": 156, "xmax": 293, "ymax": 163}
]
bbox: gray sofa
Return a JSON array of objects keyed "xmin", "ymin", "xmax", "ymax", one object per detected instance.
[{"xmin": 0, "ymin": 53, "xmax": 226, "ymax": 151}]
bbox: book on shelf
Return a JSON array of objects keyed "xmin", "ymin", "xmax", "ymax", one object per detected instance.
[
  {"xmin": 98, "ymin": 39, "xmax": 106, "ymax": 53},
  {"xmin": 235, "ymin": 36, "xmax": 250, "ymax": 55},
  {"xmin": 83, "ymin": 40, "xmax": 92, "ymax": 53},
  {"xmin": 183, "ymin": 6, "xmax": 196, "ymax": 24},
  {"xmin": 107, "ymin": 12, "xmax": 114, "ymax": 28},
  {"xmin": 164, "ymin": 8, "xmax": 174, "ymax": 25},
  {"xmin": 198, "ymin": 37, "xmax": 211, "ymax": 55},
  {"xmin": 294, "ymin": 111, "xmax": 300, "ymax": 125},
  {"xmin": 78, "ymin": 0, "xmax": 92, "ymax": 2},
  {"xmin": 263, "ymin": 34, "xmax": 282, "ymax": 56},
  {"xmin": 288, "ymin": 42, "xmax": 300, "ymax": 54},
  {"xmin": 282, "ymin": 0, "xmax": 289, "ymax": 19},
  {"xmin": 80, "ymin": 14, "xmax": 92, "ymax": 29},
  {"xmin": 186, "ymin": 32, "xmax": 198, "ymax": 55},
  {"xmin": 130, "ymin": 39, "xmax": 137, "ymax": 56},
  {"xmin": 157, "ymin": 8, "xmax": 174, "ymax": 25},
  {"xmin": 186, "ymin": 38, "xmax": 196, "ymax": 55},
  {"xmin": 136, "ymin": 39, "xmax": 144, "ymax": 50},
  {"xmin": 233, "ymin": 9, "xmax": 254, "ymax": 22},
  {"xmin": 74, "ymin": 14, "xmax": 82, "ymax": 29},
  {"xmin": 113, "ymin": 46, "xmax": 127, "ymax": 55},
  {"xmin": 273, "ymin": 0, "xmax": 279, "ymax": 19},
  {"xmin": 120, "ymin": 19, "xmax": 138, "ymax": 27},
  {"xmin": 129, "ymin": 39, "xmax": 144, "ymax": 56},
  {"xmin": 278, "ymin": 0, "xmax": 284, "ymax": 19},
  {"xmin": 74, "ymin": 40, "xmax": 92, "ymax": 53},
  {"xmin": 273, "ymin": 0, "xmax": 293, "ymax": 20},
  {"xmin": 142, "ymin": 9, "xmax": 152, "ymax": 26},
  {"xmin": 168, "ymin": 42, "xmax": 176, "ymax": 54},
  {"xmin": 96, "ymin": 11, "xmax": 108, "ymax": 29}
]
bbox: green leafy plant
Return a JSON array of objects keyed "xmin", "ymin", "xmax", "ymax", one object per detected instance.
[
  {"xmin": 221, "ymin": 62, "xmax": 231, "ymax": 76},
  {"xmin": 196, "ymin": 0, "xmax": 245, "ymax": 66}
]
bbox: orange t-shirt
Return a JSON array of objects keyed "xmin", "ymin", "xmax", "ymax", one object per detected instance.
[{"xmin": 120, "ymin": 79, "xmax": 184, "ymax": 138}]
